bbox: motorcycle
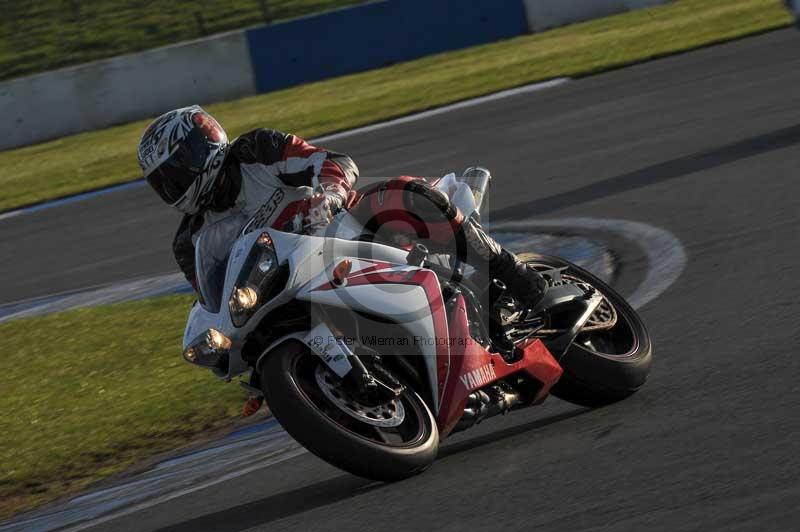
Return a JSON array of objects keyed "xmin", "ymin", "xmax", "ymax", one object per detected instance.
[{"xmin": 181, "ymin": 169, "xmax": 652, "ymax": 480}]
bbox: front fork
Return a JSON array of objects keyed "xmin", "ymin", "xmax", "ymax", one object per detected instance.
[{"xmin": 304, "ymin": 322, "xmax": 403, "ymax": 403}]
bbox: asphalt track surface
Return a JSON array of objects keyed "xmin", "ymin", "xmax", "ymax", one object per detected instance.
[{"xmin": 3, "ymin": 29, "xmax": 800, "ymax": 531}]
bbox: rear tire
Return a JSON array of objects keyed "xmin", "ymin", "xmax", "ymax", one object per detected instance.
[
  {"xmin": 261, "ymin": 341, "xmax": 439, "ymax": 481},
  {"xmin": 519, "ymin": 253, "xmax": 653, "ymax": 407}
]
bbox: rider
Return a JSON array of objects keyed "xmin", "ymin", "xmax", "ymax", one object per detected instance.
[{"xmin": 137, "ymin": 105, "xmax": 547, "ymax": 307}]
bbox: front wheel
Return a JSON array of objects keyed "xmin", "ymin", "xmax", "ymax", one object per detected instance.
[
  {"xmin": 519, "ymin": 253, "xmax": 653, "ymax": 407},
  {"xmin": 261, "ymin": 341, "xmax": 438, "ymax": 481}
]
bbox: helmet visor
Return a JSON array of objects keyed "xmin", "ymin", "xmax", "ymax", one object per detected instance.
[
  {"xmin": 146, "ymin": 151, "xmax": 199, "ymax": 205},
  {"xmin": 145, "ymin": 128, "xmax": 212, "ymax": 205}
]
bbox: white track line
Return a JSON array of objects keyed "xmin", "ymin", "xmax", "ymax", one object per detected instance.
[
  {"xmin": 313, "ymin": 78, "xmax": 570, "ymax": 144},
  {"xmin": 489, "ymin": 217, "xmax": 687, "ymax": 309},
  {"xmin": 60, "ymin": 448, "xmax": 308, "ymax": 532}
]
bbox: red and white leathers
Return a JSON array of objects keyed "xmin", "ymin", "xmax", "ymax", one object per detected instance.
[
  {"xmin": 173, "ymin": 129, "xmax": 358, "ymax": 288},
  {"xmin": 173, "ymin": 130, "xmax": 547, "ymax": 306}
]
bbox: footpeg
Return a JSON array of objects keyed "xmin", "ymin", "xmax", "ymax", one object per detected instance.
[{"xmin": 486, "ymin": 278, "xmax": 516, "ymax": 360}]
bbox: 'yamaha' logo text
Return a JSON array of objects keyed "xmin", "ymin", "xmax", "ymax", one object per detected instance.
[{"xmin": 459, "ymin": 363, "xmax": 497, "ymax": 390}]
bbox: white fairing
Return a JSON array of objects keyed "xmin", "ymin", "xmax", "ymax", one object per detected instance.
[
  {"xmin": 184, "ymin": 173, "xmax": 468, "ymax": 406},
  {"xmin": 297, "ymin": 259, "xmax": 446, "ymax": 407}
]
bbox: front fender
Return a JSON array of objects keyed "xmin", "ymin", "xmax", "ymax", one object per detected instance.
[
  {"xmin": 255, "ymin": 324, "xmax": 353, "ymax": 379},
  {"xmin": 255, "ymin": 335, "xmax": 305, "ymax": 376},
  {"xmin": 294, "ymin": 265, "xmax": 449, "ymax": 414}
]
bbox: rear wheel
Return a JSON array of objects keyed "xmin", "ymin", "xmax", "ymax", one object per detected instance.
[
  {"xmin": 518, "ymin": 253, "xmax": 653, "ymax": 407},
  {"xmin": 261, "ymin": 341, "xmax": 438, "ymax": 481}
]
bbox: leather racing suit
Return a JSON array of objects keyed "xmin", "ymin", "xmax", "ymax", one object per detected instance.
[
  {"xmin": 173, "ymin": 129, "xmax": 546, "ymax": 306},
  {"xmin": 173, "ymin": 128, "xmax": 357, "ymax": 289}
]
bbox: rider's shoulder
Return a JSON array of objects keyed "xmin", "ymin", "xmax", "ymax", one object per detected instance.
[{"xmin": 230, "ymin": 128, "xmax": 291, "ymax": 164}]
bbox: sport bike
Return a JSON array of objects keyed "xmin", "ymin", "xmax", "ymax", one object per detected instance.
[{"xmin": 182, "ymin": 169, "xmax": 652, "ymax": 480}]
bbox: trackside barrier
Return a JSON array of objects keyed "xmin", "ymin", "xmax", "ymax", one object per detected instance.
[
  {"xmin": 0, "ymin": 0, "xmax": 669, "ymax": 150},
  {"xmin": 523, "ymin": 0, "xmax": 670, "ymax": 32},
  {"xmin": 0, "ymin": 32, "xmax": 255, "ymax": 151},
  {"xmin": 245, "ymin": 0, "xmax": 528, "ymax": 93}
]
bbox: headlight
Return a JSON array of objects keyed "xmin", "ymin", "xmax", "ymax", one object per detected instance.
[
  {"xmin": 232, "ymin": 286, "xmax": 258, "ymax": 310},
  {"xmin": 183, "ymin": 328, "xmax": 232, "ymax": 368},
  {"xmin": 229, "ymin": 232, "xmax": 281, "ymax": 327}
]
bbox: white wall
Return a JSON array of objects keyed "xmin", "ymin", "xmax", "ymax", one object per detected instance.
[
  {"xmin": 0, "ymin": 31, "xmax": 255, "ymax": 151},
  {"xmin": 523, "ymin": 0, "xmax": 670, "ymax": 32}
]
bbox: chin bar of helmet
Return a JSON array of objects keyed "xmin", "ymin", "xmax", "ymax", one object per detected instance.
[{"xmin": 228, "ymin": 232, "xmax": 280, "ymax": 327}]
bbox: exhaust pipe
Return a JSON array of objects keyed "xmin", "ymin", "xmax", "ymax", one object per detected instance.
[
  {"xmin": 459, "ymin": 166, "xmax": 492, "ymax": 216},
  {"xmin": 453, "ymin": 384, "xmax": 521, "ymax": 433}
]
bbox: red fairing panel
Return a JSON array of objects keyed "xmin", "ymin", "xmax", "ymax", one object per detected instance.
[
  {"xmin": 311, "ymin": 264, "xmax": 561, "ymax": 435},
  {"xmin": 437, "ymin": 294, "xmax": 563, "ymax": 437},
  {"xmin": 339, "ymin": 271, "xmax": 450, "ymax": 371},
  {"xmin": 312, "ymin": 264, "xmax": 451, "ymax": 402}
]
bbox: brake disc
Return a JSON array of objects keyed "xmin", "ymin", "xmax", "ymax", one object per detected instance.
[
  {"xmin": 314, "ymin": 366, "xmax": 405, "ymax": 428},
  {"xmin": 566, "ymin": 276, "xmax": 618, "ymax": 332}
]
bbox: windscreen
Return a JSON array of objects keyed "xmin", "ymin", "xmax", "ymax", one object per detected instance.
[{"xmin": 195, "ymin": 214, "xmax": 249, "ymax": 312}]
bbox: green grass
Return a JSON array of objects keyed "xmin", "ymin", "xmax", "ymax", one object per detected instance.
[
  {"xmin": 0, "ymin": 0, "xmax": 791, "ymax": 213},
  {"xmin": 0, "ymin": 0, "xmax": 367, "ymax": 81},
  {"xmin": 0, "ymin": 295, "xmax": 244, "ymax": 519}
]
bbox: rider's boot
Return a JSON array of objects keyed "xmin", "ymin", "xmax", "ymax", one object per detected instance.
[{"xmin": 460, "ymin": 218, "xmax": 548, "ymax": 308}]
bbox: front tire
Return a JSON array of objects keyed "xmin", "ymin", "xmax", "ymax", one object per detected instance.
[
  {"xmin": 261, "ymin": 341, "xmax": 439, "ymax": 481},
  {"xmin": 519, "ymin": 253, "xmax": 653, "ymax": 407}
]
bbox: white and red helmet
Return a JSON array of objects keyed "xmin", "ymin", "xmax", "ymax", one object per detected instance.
[{"xmin": 138, "ymin": 105, "xmax": 229, "ymax": 214}]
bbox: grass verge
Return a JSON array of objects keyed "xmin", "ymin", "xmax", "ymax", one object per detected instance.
[
  {"xmin": 0, "ymin": 0, "xmax": 791, "ymax": 213},
  {"xmin": 0, "ymin": 295, "xmax": 244, "ymax": 520}
]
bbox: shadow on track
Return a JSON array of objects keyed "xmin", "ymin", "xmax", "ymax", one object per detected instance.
[
  {"xmin": 499, "ymin": 123, "xmax": 800, "ymax": 218},
  {"xmin": 153, "ymin": 474, "xmax": 377, "ymax": 532},
  {"xmin": 439, "ymin": 407, "xmax": 591, "ymax": 459},
  {"xmin": 153, "ymin": 408, "xmax": 590, "ymax": 532}
]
